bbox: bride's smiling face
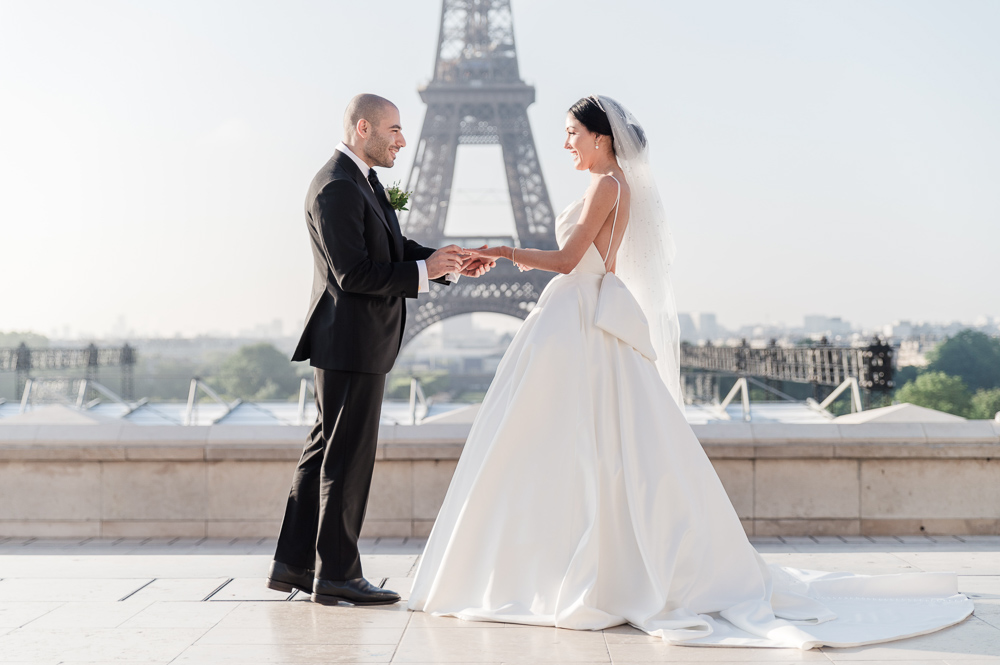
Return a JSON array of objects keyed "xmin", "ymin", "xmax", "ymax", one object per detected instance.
[{"xmin": 564, "ymin": 114, "xmax": 597, "ymax": 171}]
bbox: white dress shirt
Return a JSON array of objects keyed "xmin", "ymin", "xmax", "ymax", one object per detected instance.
[{"xmin": 335, "ymin": 142, "xmax": 458, "ymax": 293}]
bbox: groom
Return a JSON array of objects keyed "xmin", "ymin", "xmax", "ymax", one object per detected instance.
[{"xmin": 268, "ymin": 93, "xmax": 494, "ymax": 605}]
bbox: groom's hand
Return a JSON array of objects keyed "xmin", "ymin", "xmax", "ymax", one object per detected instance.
[
  {"xmin": 426, "ymin": 245, "xmax": 467, "ymax": 280},
  {"xmin": 459, "ymin": 245, "xmax": 497, "ymax": 278}
]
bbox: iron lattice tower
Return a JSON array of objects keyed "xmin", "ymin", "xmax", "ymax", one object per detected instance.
[{"xmin": 401, "ymin": 0, "xmax": 557, "ymax": 346}]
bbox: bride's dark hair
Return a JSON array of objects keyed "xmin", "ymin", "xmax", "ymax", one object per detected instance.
[
  {"xmin": 569, "ymin": 97, "xmax": 611, "ymax": 136},
  {"xmin": 569, "ymin": 96, "xmax": 646, "ymax": 157},
  {"xmin": 570, "ymin": 96, "xmax": 613, "ymax": 142}
]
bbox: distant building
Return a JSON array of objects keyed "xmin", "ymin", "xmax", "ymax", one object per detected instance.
[
  {"xmin": 804, "ymin": 315, "xmax": 852, "ymax": 338},
  {"xmin": 897, "ymin": 339, "xmax": 930, "ymax": 367},
  {"xmin": 441, "ymin": 315, "xmax": 498, "ymax": 348},
  {"xmin": 676, "ymin": 312, "xmax": 726, "ymax": 343},
  {"xmin": 239, "ymin": 318, "xmax": 284, "ymax": 339},
  {"xmin": 883, "ymin": 320, "xmax": 914, "ymax": 340},
  {"xmin": 677, "ymin": 313, "xmax": 698, "ymax": 343},
  {"xmin": 693, "ymin": 313, "xmax": 719, "ymax": 341}
]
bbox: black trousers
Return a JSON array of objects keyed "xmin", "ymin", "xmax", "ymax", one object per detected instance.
[{"xmin": 274, "ymin": 367, "xmax": 385, "ymax": 580}]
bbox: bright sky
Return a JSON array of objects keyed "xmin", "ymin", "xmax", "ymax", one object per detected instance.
[{"xmin": 2, "ymin": 0, "xmax": 998, "ymax": 339}]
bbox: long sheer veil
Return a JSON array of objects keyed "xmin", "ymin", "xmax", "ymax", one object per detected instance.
[{"xmin": 595, "ymin": 95, "xmax": 682, "ymax": 407}]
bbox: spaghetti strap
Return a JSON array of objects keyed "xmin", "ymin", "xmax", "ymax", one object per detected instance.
[{"xmin": 602, "ymin": 175, "xmax": 622, "ymax": 268}]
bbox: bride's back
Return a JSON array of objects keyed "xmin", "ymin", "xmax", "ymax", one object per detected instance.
[
  {"xmin": 591, "ymin": 172, "xmax": 630, "ymax": 273},
  {"xmin": 553, "ymin": 173, "xmax": 631, "ymax": 277}
]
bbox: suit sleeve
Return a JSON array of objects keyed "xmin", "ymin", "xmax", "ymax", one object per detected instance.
[
  {"xmin": 401, "ymin": 237, "xmax": 435, "ymax": 262},
  {"xmin": 402, "ymin": 237, "xmax": 452, "ymax": 286},
  {"xmin": 314, "ymin": 180, "xmax": 420, "ymax": 298}
]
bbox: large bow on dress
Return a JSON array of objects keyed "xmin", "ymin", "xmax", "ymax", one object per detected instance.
[{"xmin": 594, "ymin": 272, "xmax": 658, "ymax": 362}]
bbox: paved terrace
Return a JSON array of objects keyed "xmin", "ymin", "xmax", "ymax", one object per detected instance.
[{"xmin": 0, "ymin": 536, "xmax": 999, "ymax": 663}]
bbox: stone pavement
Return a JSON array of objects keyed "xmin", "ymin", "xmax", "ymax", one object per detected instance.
[{"xmin": 0, "ymin": 535, "xmax": 999, "ymax": 663}]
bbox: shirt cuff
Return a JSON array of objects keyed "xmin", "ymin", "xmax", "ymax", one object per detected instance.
[{"xmin": 417, "ymin": 260, "xmax": 429, "ymax": 293}]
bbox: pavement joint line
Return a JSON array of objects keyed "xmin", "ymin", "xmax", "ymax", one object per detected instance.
[
  {"xmin": 118, "ymin": 578, "xmax": 155, "ymax": 601},
  {"xmin": 202, "ymin": 577, "xmax": 233, "ymax": 601},
  {"xmin": 391, "ymin": 601, "xmax": 413, "ymax": 664}
]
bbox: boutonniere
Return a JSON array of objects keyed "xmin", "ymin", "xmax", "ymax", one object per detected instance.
[{"xmin": 385, "ymin": 182, "xmax": 413, "ymax": 211}]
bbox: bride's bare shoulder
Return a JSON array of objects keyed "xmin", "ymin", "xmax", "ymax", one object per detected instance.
[{"xmin": 586, "ymin": 174, "xmax": 621, "ymax": 204}]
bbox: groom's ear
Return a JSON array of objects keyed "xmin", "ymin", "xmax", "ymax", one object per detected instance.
[{"xmin": 355, "ymin": 118, "xmax": 371, "ymax": 140}]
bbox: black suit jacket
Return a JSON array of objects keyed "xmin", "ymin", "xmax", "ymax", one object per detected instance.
[{"xmin": 291, "ymin": 150, "xmax": 440, "ymax": 373}]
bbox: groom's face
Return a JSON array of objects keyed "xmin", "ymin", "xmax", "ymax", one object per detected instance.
[{"xmin": 363, "ymin": 106, "xmax": 406, "ymax": 169}]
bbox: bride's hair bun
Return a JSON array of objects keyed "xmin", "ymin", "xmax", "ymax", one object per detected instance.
[{"xmin": 627, "ymin": 122, "xmax": 647, "ymax": 150}]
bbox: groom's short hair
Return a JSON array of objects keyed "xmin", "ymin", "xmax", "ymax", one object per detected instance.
[{"xmin": 344, "ymin": 94, "xmax": 396, "ymax": 139}]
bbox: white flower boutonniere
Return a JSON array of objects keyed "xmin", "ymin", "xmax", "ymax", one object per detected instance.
[{"xmin": 385, "ymin": 182, "xmax": 413, "ymax": 212}]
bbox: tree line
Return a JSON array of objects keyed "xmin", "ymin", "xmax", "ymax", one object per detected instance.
[
  {"xmin": 893, "ymin": 330, "xmax": 1000, "ymax": 419},
  {"xmin": 133, "ymin": 343, "xmax": 306, "ymax": 402}
]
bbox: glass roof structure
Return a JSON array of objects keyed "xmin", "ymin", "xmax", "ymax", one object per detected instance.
[{"xmin": 0, "ymin": 398, "xmax": 833, "ymax": 425}]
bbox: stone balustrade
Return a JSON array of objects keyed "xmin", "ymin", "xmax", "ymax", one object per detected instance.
[{"xmin": 1, "ymin": 421, "xmax": 999, "ymax": 538}]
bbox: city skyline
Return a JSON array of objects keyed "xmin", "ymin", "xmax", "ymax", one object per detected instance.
[
  {"xmin": 12, "ymin": 309, "xmax": 998, "ymax": 347},
  {"xmin": 2, "ymin": 1, "xmax": 998, "ymax": 338}
]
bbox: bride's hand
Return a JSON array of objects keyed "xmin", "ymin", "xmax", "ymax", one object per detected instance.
[
  {"xmin": 463, "ymin": 245, "xmax": 534, "ymax": 272},
  {"xmin": 458, "ymin": 245, "xmax": 497, "ymax": 278},
  {"xmin": 462, "ymin": 245, "xmax": 508, "ymax": 260}
]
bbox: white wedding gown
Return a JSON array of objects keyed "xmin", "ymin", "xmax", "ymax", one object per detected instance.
[{"xmin": 407, "ymin": 195, "xmax": 974, "ymax": 649}]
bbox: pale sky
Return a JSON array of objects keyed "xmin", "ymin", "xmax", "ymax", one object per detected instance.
[{"xmin": 1, "ymin": 0, "xmax": 998, "ymax": 339}]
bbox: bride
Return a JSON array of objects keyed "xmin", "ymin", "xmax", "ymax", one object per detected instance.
[{"xmin": 406, "ymin": 95, "xmax": 973, "ymax": 649}]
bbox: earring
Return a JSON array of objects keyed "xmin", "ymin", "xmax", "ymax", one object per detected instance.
[{"xmin": 595, "ymin": 142, "xmax": 599, "ymax": 149}]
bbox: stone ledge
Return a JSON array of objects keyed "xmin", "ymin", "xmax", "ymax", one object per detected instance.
[
  {"xmin": 3, "ymin": 425, "xmax": 999, "ymax": 538},
  {"xmin": 2, "ymin": 422, "xmax": 998, "ymax": 461},
  {"xmin": 8, "ymin": 516, "xmax": 994, "ymax": 539}
]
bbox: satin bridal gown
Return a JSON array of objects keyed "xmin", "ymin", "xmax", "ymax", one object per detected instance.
[{"xmin": 407, "ymin": 189, "xmax": 973, "ymax": 649}]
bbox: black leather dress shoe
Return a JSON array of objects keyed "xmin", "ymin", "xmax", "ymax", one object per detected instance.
[
  {"xmin": 312, "ymin": 577, "xmax": 401, "ymax": 606},
  {"xmin": 266, "ymin": 560, "xmax": 314, "ymax": 594}
]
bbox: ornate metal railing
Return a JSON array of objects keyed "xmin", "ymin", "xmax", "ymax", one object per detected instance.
[
  {"xmin": 0, "ymin": 343, "xmax": 136, "ymax": 399},
  {"xmin": 680, "ymin": 339, "xmax": 894, "ymax": 391}
]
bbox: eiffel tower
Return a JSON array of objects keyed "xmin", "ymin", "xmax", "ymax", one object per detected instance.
[{"xmin": 400, "ymin": 0, "xmax": 557, "ymax": 347}]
